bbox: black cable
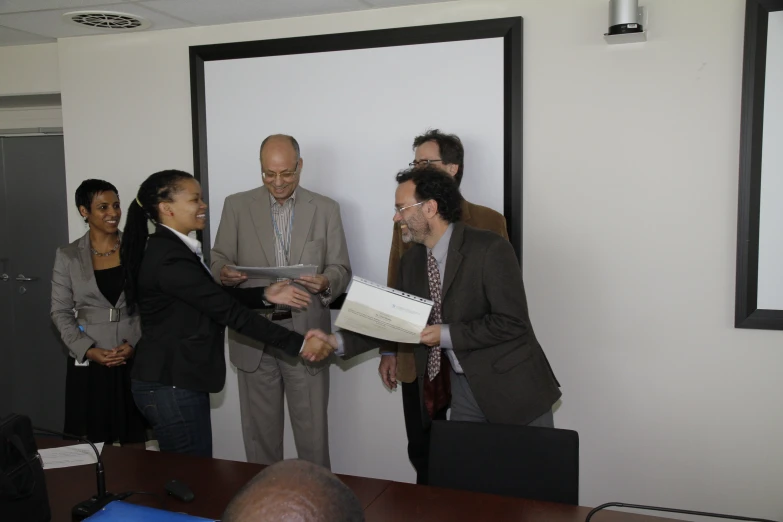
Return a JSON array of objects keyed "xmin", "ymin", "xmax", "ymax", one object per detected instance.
[{"xmin": 585, "ymin": 502, "xmax": 778, "ymax": 522}]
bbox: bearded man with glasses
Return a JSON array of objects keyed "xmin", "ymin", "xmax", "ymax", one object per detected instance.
[{"xmin": 384, "ymin": 129, "xmax": 510, "ymax": 484}]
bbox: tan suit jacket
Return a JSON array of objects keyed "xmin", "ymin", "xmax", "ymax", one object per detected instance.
[
  {"xmin": 387, "ymin": 200, "xmax": 508, "ymax": 383},
  {"xmin": 51, "ymin": 232, "xmax": 141, "ymax": 362},
  {"xmin": 210, "ymin": 186, "xmax": 351, "ymax": 372}
]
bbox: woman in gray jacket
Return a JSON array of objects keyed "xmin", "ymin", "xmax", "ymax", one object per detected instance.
[{"xmin": 50, "ymin": 179, "xmax": 146, "ymax": 445}]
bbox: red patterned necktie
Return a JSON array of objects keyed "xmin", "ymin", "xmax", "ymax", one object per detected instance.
[
  {"xmin": 423, "ymin": 251, "xmax": 451, "ymax": 418},
  {"xmin": 426, "ymin": 251, "xmax": 443, "ymax": 379}
]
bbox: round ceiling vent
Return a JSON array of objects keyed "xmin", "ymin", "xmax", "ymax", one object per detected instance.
[{"xmin": 63, "ymin": 11, "xmax": 151, "ymax": 31}]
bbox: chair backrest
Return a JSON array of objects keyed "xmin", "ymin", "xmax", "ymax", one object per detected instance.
[{"xmin": 428, "ymin": 420, "xmax": 579, "ymax": 505}]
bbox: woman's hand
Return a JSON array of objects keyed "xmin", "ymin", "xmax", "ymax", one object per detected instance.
[
  {"xmin": 113, "ymin": 341, "xmax": 135, "ymax": 361},
  {"xmin": 85, "ymin": 347, "xmax": 125, "ymax": 367},
  {"xmin": 265, "ymin": 281, "xmax": 312, "ymax": 309}
]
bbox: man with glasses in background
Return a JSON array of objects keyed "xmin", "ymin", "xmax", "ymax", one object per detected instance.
[
  {"xmin": 211, "ymin": 134, "xmax": 351, "ymax": 469},
  {"xmin": 382, "ymin": 129, "xmax": 509, "ymax": 484}
]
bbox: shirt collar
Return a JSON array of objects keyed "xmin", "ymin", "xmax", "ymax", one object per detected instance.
[
  {"xmin": 162, "ymin": 225, "xmax": 202, "ymax": 256},
  {"xmin": 429, "ymin": 223, "xmax": 454, "ymax": 264},
  {"xmin": 268, "ymin": 189, "xmax": 297, "ymax": 208}
]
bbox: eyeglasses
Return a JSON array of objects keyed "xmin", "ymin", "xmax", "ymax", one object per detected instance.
[
  {"xmin": 262, "ymin": 164, "xmax": 299, "ymax": 183},
  {"xmin": 409, "ymin": 159, "xmax": 444, "ymax": 168},
  {"xmin": 394, "ymin": 201, "xmax": 426, "ymax": 215}
]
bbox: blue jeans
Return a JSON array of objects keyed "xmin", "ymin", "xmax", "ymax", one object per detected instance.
[{"xmin": 131, "ymin": 380, "xmax": 212, "ymax": 457}]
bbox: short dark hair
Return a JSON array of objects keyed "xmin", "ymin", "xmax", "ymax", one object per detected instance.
[
  {"xmin": 74, "ymin": 179, "xmax": 118, "ymax": 212},
  {"xmin": 412, "ymin": 129, "xmax": 464, "ymax": 186},
  {"xmin": 396, "ymin": 166, "xmax": 463, "ymax": 224},
  {"xmin": 222, "ymin": 460, "xmax": 364, "ymax": 522},
  {"xmin": 259, "ymin": 134, "xmax": 301, "ymax": 161}
]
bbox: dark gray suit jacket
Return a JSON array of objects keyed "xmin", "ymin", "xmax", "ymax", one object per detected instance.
[{"xmin": 341, "ymin": 222, "xmax": 561, "ymax": 426}]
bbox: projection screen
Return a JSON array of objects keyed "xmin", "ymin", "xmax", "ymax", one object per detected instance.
[{"xmin": 190, "ymin": 18, "xmax": 522, "ymax": 481}]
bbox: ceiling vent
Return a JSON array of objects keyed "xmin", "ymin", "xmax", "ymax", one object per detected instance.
[{"xmin": 63, "ymin": 11, "xmax": 151, "ymax": 31}]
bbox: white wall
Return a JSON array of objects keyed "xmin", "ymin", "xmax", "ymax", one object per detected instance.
[
  {"xmin": 0, "ymin": 43, "xmax": 60, "ymax": 96},
  {"xmin": 0, "ymin": 43, "xmax": 62, "ymax": 130},
  {"xmin": 55, "ymin": 1, "xmax": 783, "ymax": 520}
]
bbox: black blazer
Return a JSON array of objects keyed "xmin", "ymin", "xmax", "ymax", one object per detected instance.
[
  {"xmin": 342, "ymin": 222, "xmax": 561, "ymax": 426},
  {"xmin": 131, "ymin": 226, "xmax": 303, "ymax": 393}
]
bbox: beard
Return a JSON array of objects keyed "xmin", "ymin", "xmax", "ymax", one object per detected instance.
[{"xmin": 400, "ymin": 218, "xmax": 430, "ymax": 244}]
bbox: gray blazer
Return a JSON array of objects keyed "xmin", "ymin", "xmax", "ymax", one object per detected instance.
[
  {"xmin": 211, "ymin": 186, "xmax": 351, "ymax": 372},
  {"xmin": 340, "ymin": 223, "xmax": 561, "ymax": 427},
  {"xmin": 50, "ymin": 232, "xmax": 141, "ymax": 362}
]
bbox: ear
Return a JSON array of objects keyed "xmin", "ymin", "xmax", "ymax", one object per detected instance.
[
  {"xmin": 297, "ymin": 157, "xmax": 304, "ymax": 172},
  {"xmin": 423, "ymin": 199, "xmax": 439, "ymax": 219},
  {"xmin": 78, "ymin": 205, "xmax": 89, "ymax": 218},
  {"xmin": 158, "ymin": 201, "xmax": 173, "ymax": 217},
  {"xmin": 444, "ymin": 163, "xmax": 459, "ymax": 177}
]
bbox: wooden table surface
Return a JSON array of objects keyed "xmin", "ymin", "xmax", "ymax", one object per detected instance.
[{"xmin": 38, "ymin": 438, "xmax": 675, "ymax": 521}]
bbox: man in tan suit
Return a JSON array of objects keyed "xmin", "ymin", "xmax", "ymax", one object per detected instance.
[
  {"xmin": 382, "ymin": 129, "xmax": 508, "ymax": 484},
  {"xmin": 211, "ymin": 135, "xmax": 351, "ymax": 469}
]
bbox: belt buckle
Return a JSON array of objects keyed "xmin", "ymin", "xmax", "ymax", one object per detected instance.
[{"xmin": 108, "ymin": 308, "xmax": 121, "ymax": 322}]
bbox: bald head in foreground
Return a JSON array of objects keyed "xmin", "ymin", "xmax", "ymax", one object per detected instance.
[{"xmin": 222, "ymin": 460, "xmax": 364, "ymax": 522}]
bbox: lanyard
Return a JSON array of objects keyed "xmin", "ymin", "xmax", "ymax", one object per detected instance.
[{"xmin": 270, "ymin": 201, "xmax": 295, "ymax": 263}]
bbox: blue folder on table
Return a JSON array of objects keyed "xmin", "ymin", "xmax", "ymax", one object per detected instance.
[{"xmin": 85, "ymin": 501, "xmax": 217, "ymax": 521}]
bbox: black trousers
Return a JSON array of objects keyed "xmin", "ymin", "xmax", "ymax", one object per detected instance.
[{"xmin": 401, "ymin": 379, "xmax": 446, "ymax": 485}]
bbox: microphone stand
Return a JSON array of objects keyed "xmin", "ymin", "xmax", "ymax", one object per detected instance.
[
  {"xmin": 34, "ymin": 426, "xmax": 129, "ymax": 520},
  {"xmin": 585, "ymin": 502, "xmax": 778, "ymax": 522}
]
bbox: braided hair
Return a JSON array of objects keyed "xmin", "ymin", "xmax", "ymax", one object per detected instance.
[{"xmin": 121, "ymin": 169, "xmax": 193, "ymax": 313}]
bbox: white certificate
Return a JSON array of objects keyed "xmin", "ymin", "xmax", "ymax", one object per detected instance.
[
  {"xmin": 335, "ymin": 277, "xmax": 433, "ymax": 344},
  {"xmin": 228, "ymin": 264, "xmax": 318, "ymax": 280}
]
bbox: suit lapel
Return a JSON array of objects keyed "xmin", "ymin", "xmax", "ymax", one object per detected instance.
[
  {"xmin": 288, "ymin": 188, "xmax": 315, "ymax": 265},
  {"xmin": 250, "ymin": 187, "xmax": 276, "ymax": 266},
  {"xmin": 78, "ymin": 232, "xmax": 114, "ymax": 308},
  {"xmin": 441, "ymin": 223, "xmax": 465, "ymax": 300}
]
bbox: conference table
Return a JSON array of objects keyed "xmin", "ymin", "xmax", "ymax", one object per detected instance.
[{"xmin": 39, "ymin": 439, "xmax": 675, "ymax": 521}]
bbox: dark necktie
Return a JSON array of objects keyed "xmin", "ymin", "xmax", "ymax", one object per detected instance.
[{"xmin": 423, "ymin": 251, "xmax": 450, "ymax": 417}]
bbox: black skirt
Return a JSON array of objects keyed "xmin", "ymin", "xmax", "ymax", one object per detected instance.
[
  {"xmin": 63, "ymin": 357, "xmax": 147, "ymax": 443},
  {"xmin": 62, "ymin": 265, "xmax": 147, "ymax": 443}
]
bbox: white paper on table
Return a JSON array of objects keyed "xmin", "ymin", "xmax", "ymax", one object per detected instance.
[
  {"xmin": 39, "ymin": 443, "xmax": 104, "ymax": 469},
  {"xmin": 228, "ymin": 264, "xmax": 318, "ymax": 280},
  {"xmin": 335, "ymin": 277, "xmax": 433, "ymax": 344}
]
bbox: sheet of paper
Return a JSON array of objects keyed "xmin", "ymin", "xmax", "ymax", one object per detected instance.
[
  {"xmin": 39, "ymin": 442, "xmax": 104, "ymax": 469},
  {"xmin": 228, "ymin": 264, "xmax": 318, "ymax": 280},
  {"xmin": 335, "ymin": 277, "xmax": 433, "ymax": 344}
]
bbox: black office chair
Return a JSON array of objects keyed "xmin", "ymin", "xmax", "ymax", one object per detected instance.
[{"xmin": 428, "ymin": 420, "xmax": 579, "ymax": 504}]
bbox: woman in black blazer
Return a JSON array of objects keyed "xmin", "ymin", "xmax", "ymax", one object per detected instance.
[{"xmin": 121, "ymin": 169, "xmax": 329, "ymax": 457}]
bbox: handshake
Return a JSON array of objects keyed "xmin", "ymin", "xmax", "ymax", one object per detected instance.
[{"xmin": 300, "ymin": 329, "xmax": 339, "ymax": 363}]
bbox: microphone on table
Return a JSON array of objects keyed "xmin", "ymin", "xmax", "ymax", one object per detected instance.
[
  {"xmin": 585, "ymin": 502, "xmax": 778, "ymax": 522},
  {"xmin": 33, "ymin": 425, "xmax": 132, "ymax": 520}
]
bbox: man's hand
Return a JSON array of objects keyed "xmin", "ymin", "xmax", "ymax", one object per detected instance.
[
  {"xmin": 295, "ymin": 274, "xmax": 329, "ymax": 294},
  {"xmin": 265, "ymin": 281, "xmax": 312, "ymax": 309},
  {"xmin": 378, "ymin": 354, "xmax": 398, "ymax": 390},
  {"xmin": 420, "ymin": 325, "xmax": 442, "ymax": 347},
  {"xmin": 301, "ymin": 329, "xmax": 336, "ymax": 362},
  {"xmin": 113, "ymin": 341, "xmax": 135, "ymax": 361},
  {"xmin": 85, "ymin": 347, "xmax": 125, "ymax": 367},
  {"xmin": 220, "ymin": 265, "xmax": 247, "ymax": 286}
]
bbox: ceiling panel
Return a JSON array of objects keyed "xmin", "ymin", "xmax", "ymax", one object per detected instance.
[
  {"xmin": 0, "ymin": 2, "xmax": 192, "ymax": 38},
  {"xmin": 0, "ymin": 24, "xmax": 55, "ymax": 46},
  {"xmin": 138, "ymin": 0, "xmax": 368, "ymax": 26},
  {"xmin": 0, "ymin": 0, "xmax": 126, "ymax": 15}
]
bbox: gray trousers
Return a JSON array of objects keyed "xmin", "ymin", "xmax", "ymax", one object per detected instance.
[
  {"xmin": 449, "ymin": 368, "xmax": 554, "ymax": 427},
  {"xmin": 236, "ymin": 318, "xmax": 331, "ymax": 469}
]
